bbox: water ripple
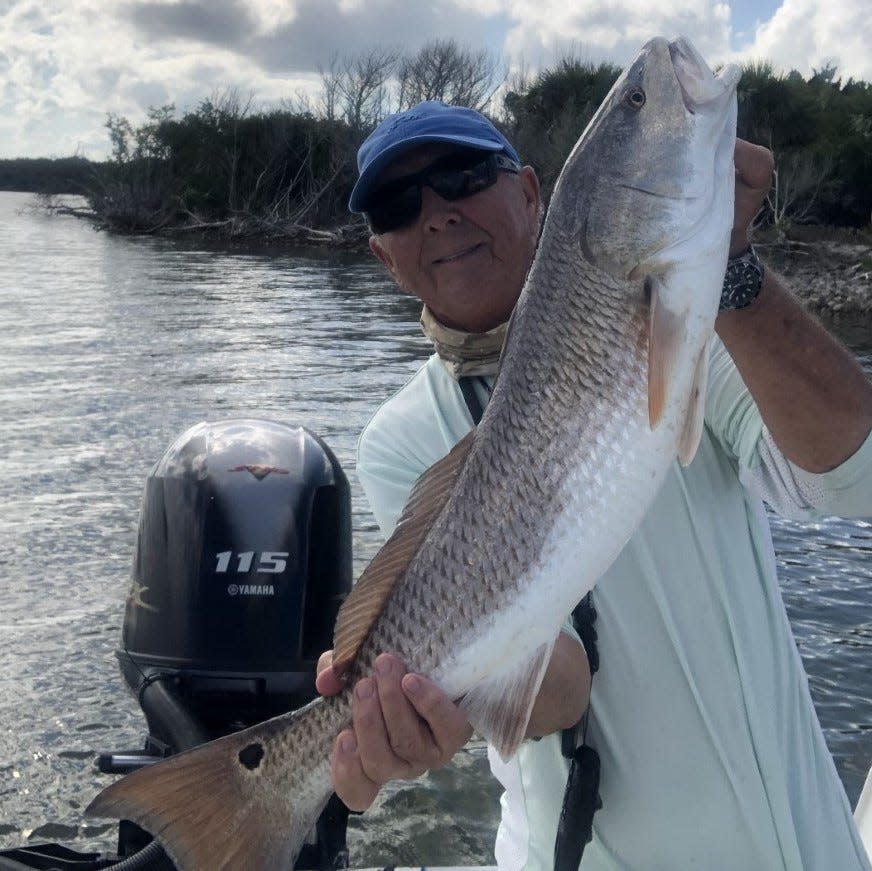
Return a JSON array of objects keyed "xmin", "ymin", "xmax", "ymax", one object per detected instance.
[{"xmin": 0, "ymin": 192, "xmax": 870, "ymax": 863}]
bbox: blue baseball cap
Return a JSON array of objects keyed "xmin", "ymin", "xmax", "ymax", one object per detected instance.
[{"xmin": 348, "ymin": 101, "xmax": 521, "ymax": 213}]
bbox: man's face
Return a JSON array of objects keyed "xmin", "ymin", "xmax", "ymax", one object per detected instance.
[{"xmin": 368, "ymin": 144, "xmax": 541, "ymax": 333}]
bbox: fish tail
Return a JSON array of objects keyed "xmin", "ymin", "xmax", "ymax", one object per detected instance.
[{"xmin": 86, "ymin": 697, "xmax": 340, "ymax": 871}]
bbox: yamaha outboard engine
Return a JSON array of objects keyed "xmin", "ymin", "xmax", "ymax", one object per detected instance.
[
  {"xmin": 117, "ymin": 419, "xmax": 350, "ymax": 735},
  {"xmin": 0, "ymin": 420, "xmax": 354, "ymax": 871},
  {"xmin": 105, "ymin": 419, "xmax": 353, "ymax": 869}
]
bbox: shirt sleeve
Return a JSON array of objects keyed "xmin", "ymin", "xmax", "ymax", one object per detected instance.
[
  {"xmin": 356, "ymin": 357, "xmax": 476, "ymax": 537},
  {"xmin": 705, "ymin": 337, "xmax": 872, "ymax": 520},
  {"xmin": 357, "ymin": 416, "xmax": 430, "ymax": 538}
]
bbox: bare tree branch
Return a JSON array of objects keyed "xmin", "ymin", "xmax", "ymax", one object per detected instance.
[{"xmin": 397, "ymin": 39, "xmax": 505, "ymax": 112}]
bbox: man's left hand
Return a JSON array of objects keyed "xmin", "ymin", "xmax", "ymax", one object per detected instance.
[{"xmin": 730, "ymin": 139, "xmax": 774, "ymax": 257}]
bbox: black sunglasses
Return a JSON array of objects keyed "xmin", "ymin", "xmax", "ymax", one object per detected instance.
[{"xmin": 364, "ymin": 150, "xmax": 521, "ymax": 234}]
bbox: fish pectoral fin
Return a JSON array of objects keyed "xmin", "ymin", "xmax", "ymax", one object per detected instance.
[
  {"xmin": 458, "ymin": 637, "xmax": 556, "ymax": 763},
  {"xmin": 647, "ymin": 276, "xmax": 685, "ymax": 429},
  {"xmin": 677, "ymin": 338, "xmax": 710, "ymax": 466}
]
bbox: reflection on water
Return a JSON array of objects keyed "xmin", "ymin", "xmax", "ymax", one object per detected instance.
[{"xmin": 0, "ymin": 192, "xmax": 870, "ymax": 864}]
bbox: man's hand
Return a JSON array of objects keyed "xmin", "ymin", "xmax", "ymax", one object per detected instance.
[
  {"xmin": 316, "ymin": 651, "xmax": 473, "ymax": 812},
  {"xmin": 316, "ymin": 633, "xmax": 590, "ymax": 811},
  {"xmin": 730, "ymin": 139, "xmax": 774, "ymax": 256}
]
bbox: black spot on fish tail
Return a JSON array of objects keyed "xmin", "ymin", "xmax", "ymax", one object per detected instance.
[{"xmin": 238, "ymin": 742, "xmax": 264, "ymax": 770}]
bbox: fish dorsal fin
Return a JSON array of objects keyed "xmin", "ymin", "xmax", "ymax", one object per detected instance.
[
  {"xmin": 332, "ymin": 430, "xmax": 476, "ymax": 678},
  {"xmin": 458, "ymin": 637, "xmax": 556, "ymax": 762},
  {"xmin": 677, "ymin": 339, "xmax": 710, "ymax": 466},
  {"xmin": 647, "ymin": 275, "xmax": 684, "ymax": 429}
]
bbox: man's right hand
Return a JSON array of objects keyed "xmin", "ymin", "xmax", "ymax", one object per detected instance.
[
  {"xmin": 316, "ymin": 650, "xmax": 473, "ymax": 812},
  {"xmin": 316, "ymin": 633, "xmax": 589, "ymax": 810}
]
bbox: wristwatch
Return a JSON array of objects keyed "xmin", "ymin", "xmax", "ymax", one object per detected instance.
[{"xmin": 720, "ymin": 245, "xmax": 764, "ymax": 311}]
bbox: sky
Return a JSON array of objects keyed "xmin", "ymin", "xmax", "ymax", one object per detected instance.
[{"xmin": 1, "ymin": 0, "xmax": 869, "ymax": 160}]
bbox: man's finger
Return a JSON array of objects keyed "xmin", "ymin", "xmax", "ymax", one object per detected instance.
[
  {"xmin": 374, "ymin": 654, "xmax": 443, "ymax": 770},
  {"xmin": 352, "ymin": 675, "xmax": 422, "ymax": 783},
  {"xmin": 315, "ymin": 650, "xmax": 345, "ymax": 696},
  {"xmin": 730, "ymin": 139, "xmax": 775, "ymax": 255},
  {"xmin": 331, "ymin": 730, "xmax": 380, "ymax": 812},
  {"xmin": 734, "ymin": 139, "xmax": 775, "ymax": 193},
  {"xmin": 316, "ymin": 650, "xmax": 332, "ymax": 675},
  {"xmin": 402, "ymin": 673, "xmax": 473, "ymax": 762}
]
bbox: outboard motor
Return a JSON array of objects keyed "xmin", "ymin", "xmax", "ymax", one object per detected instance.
[
  {"xmin": 104, "ymin": 419, "xmax": 353, "ymax": 870},
  {"xmin": 1, "ymin": 420, "xmax": 354, "ymax": 871},
  {"xmin": 115, "ymin": 419, "xmax": 351, "ymax": 743}
]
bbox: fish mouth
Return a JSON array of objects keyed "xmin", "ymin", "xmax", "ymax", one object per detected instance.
[
  {"xmin": 669, "ymin": 37, "xmax": 740, "ymax": 114},
  {"xmin": 616, "ymin": 181, "xmax": 707, "ymax": 201}
]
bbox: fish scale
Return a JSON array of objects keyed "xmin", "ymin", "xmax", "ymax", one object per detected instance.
[{"xmin": 86, "ymin": 35, "xmax": 739, "ymax": 870}]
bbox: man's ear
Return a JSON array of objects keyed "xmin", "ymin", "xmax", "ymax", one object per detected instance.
[
  {"xmin": 519, "ymin": 165, "xmax": 542, "ymax": 230},
  {"xmin": 369, "ymin": 235, "xmax": 396, "ymax": 277}
]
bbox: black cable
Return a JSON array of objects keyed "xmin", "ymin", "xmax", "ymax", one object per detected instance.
[
  {"xmin": 554, "ymin": 593, "xmax": 602, "ymax": 871},
  {"xmin": 107, "ymin": 841, "xmax": 175, "ymax": 871}
]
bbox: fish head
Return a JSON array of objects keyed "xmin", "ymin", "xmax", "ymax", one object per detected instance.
[{"xmin": 555, "ymin": 36, "xmax": 740, "ymax": 285}]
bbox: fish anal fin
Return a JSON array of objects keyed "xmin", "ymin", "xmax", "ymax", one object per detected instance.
[
  {"xmin": 458, "ymin": 638, "xmax": 556, "ymax": 763},
  {"xmin": 86, "ymin": 704, "xmax": 333, "ymax": 871},
  {"xmin": 677, "ymin": 339, "xmax": 710, "ymax": 466},
  {"xmin": 647, "ymin": 276, "xmax": 685, "ymax": 429},
  {"xmin": 332, "ymin": 431, "xmax": 476, "ymax": 677}
]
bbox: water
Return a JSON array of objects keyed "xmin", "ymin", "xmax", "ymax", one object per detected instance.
[{"xmin": 0, "ymin": 191, "xmax": 870, "ymax": 865}]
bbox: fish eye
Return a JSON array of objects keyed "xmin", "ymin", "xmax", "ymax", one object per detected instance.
[{"xmin": 624, "ymin": 87, "xmax": 646, "ymax": 109}]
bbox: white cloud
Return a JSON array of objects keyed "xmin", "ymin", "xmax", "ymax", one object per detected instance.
[
  {"xmin": 0, "ymin": 0, "xmax": 870, "ymax": 159},
  {"xmin": 741, "ymin": 0, "xmax": 872, "ymax": 81},
  {"xmin": 0, "ymin": 0, "xmax": 318, "ymax": 157},
  {"xmin": 495, "ymin": 0, "xmax": 733, "ymax": 69}
]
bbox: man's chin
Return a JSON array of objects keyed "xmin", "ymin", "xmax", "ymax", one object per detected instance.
[{"xmin": 431, "ymin": 294, "xmax": 512, "ymax": 334}]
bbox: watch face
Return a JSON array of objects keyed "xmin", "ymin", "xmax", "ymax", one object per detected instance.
[{"xmin": 720, "ymin": 247, "xmax": 764, "ymax": 311}]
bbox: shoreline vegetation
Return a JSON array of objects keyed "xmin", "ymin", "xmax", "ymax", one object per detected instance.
[
  {"xmin": 2, "ymin": 41, "xmax": 870, "ymax": 322},
  {"xmin": 760, "ymin": 230, "xmax": 872, "ymax": 327}
]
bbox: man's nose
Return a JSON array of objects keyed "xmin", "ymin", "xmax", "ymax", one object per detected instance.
[{"xmin": 420, "ymin": 185, "xmax": 461, "ymax": 232}]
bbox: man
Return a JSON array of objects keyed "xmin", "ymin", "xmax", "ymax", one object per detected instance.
[{"xmin": 317, "ymin": 100, "xmax": 872, "ymax": 869}]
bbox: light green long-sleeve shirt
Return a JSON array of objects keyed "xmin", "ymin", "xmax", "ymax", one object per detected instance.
[{"xmin": 356, "ymin": 339, "xmax": 872, "ymax": 871}]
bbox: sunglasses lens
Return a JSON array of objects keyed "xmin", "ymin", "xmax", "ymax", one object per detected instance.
[
  {"xmin": 365, "ymin": 151, "xmax": 507, "ymax": 233},
  {"xmin": 431, "ymin": 163, "xmax": 489, "ymax": 200},
  {"xmin": 366, "ymin": 184, "xmax": 422, "ymax": 234}
]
